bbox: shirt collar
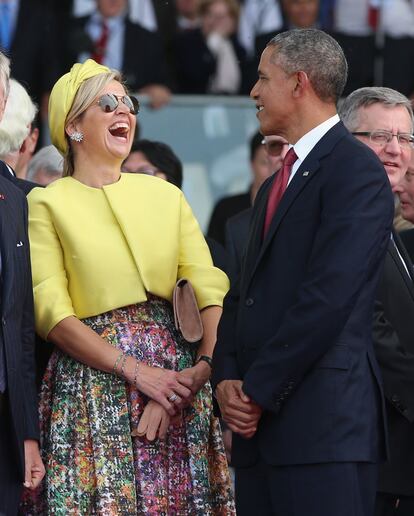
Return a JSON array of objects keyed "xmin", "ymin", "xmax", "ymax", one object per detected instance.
[{"xmin": 293, "ymin": 114, "xmax": 340, "ymax": 165}]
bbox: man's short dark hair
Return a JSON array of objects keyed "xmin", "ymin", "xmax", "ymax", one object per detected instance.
[
  {"xmin": 129, "ymin": 139, "xmax": 183, "ymax": 189},
  {"xmin": 267, "ymin": 29, "xmax": 348, "ymax": 103}
]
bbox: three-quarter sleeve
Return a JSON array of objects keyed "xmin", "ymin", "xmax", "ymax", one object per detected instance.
[
  {"xmin": 28, "ymin": 189, "xmax": 76, "ymax": 339},
  {"xmin": 178, "ymin": 192, "xmax": 229, "ymax": 309}
]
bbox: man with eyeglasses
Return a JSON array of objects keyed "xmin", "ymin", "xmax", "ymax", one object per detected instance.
[{"xmin": 340, "ymin": 86, "xmax": 414, "ymax": 516}]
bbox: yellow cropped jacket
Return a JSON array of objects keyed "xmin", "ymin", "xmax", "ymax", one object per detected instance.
[{"xmin": 28, "ymin": 174, "xmax": 229, "ymax": 339}]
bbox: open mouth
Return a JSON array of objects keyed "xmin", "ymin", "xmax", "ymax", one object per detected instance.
[{"xmin": 108, "ymin": 122, "xmax": 129, "ymax": 139}]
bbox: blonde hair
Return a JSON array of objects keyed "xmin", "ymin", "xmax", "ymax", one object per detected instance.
[{"xmin": 63, "ymin": 70, "xmax": 123, "ymax": 176}]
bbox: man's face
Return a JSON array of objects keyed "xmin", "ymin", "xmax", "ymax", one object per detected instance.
[
  {"xmin": 97, "ymin": 0, "xmax": 126, "ymax": 18},
  {"xmin": 354, "ymin": 103, "xmax": 412, "ymax": 192},
  {"xmin": 250, "ymin": 47, "xmax": 295, "ymax": 138},
  {"xmin": 282, "ymin": 0, "xmax": 319, "ymax": 28},
  {"xmin": 395, "ymin": 151, "xmax": 414, "ymax": 223}
]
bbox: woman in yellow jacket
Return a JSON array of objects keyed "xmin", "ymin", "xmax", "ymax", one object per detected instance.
[{"xmin": 22, "ymin": 60, "xmax": 235, "ymax": 515}]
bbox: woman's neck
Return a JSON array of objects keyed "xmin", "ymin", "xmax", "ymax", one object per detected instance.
[{"xmin": 72, "ymin": 155, "xmax": 122, "ymax": 188}]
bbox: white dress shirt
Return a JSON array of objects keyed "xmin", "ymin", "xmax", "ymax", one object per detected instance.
[{"xmin": 288, "ymin": 114, "xmax": 340, "ymax": 185}]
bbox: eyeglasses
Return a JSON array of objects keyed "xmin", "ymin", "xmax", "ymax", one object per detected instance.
[
  {"xmin": 352, "ymin": 131, "xmax": 414, "ymax": 149},
  {"xmin": 261, "ymin": 138, "xmax": 289, "ymax": 156},
  {"xmin": 123, "ymin": 167, "xmax": 157, "ymax": 176},
  {"xmin": 97, "ymin": 93, "xmax": 140, "ymax": 115}
]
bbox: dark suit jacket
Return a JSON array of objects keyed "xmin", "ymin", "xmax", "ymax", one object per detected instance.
[
  {"xmin": 173, "ymin": 28, "xmax": 247, "ymax": 94},
  {"xmin": 225, "ymin": 207, "xmax": 252, "ymax": 283},
  {"xmin": 207, "ymin": 191, "xmax": 251, "ymax": 247},
  {"xmin": 399, "ymin": 228, "xmax": 414, "ymax": 263},
  {"xmin": 0, "ymin": 164, "xmax": 53, "ymax": 388},
  {"xmin": 373, "ymin": 232, "xmax": 414, "ymax": 496},
  {"xmin": 65, "ymin": 16, "xmax": 170, "ymax": 92},
  {"xmin": 9, "ymin": 0, "xmax": 60, "ymax": 105},
  {"xmin": 0, "ymin": 170, "xmax": 38, "ymax": 478},
  {"xmin": 0, "ymin": 161, "xmax": 38, "ymax": 195},
  {"xmin": 212, "ymin": 122, "xmax": 393, "ymax": 468}
]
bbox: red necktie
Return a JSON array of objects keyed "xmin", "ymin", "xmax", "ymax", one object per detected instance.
[
  {"xmin": 92, "ymin": 20, "xmax": 109, "ymax": 64},
  {"xmin": 263, "ymin": 147, "xmax": 297, "ymax": 237},
  {"xmin": 367, "ymin": 1, "xmax": 379, "ymax": 30}
]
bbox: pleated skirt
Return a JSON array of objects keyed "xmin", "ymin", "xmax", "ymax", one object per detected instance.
[{"xmin": 20, "ymin": 296, "xmax": 235, "ymax": 515}]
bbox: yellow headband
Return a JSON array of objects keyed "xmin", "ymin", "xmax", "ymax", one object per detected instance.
[{"xmin": 49, "ymin": 59, "xmax": 111, "ymax": 155}]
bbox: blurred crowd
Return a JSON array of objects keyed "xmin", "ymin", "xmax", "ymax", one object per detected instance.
[{"xmin": 2, "ymin": 0, "xmax": 414, "ymax": 123}]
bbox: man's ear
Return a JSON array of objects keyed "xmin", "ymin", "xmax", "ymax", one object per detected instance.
[
  {"xmin": 19, "ymin": 127, "xmax": 39, "ymax": 155},
  {"xmin": 292, "ymin": 71, "xmax": 310, "ymax": 98}
]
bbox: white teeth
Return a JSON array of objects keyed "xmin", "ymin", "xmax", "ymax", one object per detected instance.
[
  {"xmin": 258, "ymin": 106, "xmax": 264, "ymax": 111},
  {"xmin": 109, "ymin": 122, "xmax": 129, "ymax": 131}
]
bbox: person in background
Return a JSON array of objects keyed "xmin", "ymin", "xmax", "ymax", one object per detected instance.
[
  {"xmin": 0, "ymin": 78, "xmax": 39, "ymax": 193},
  {"xmin": 123, "ymin": 138, "xmax": 229, "ymax": 272},
  {"xmin": 256, "ymin": 0, "xmax": 320, "ymax": 62},
  {"xmin": 340, "ymin": 86, "xmax": 414, "ymax": 516},
  {"xmin": 1, "ymin": 0, "xmax": 60, "ymax": 135},
  {"xmin": 224, "ymin": 132, "xmax": 289, "ymax": 282},
  {"xmin": 174, "ymin": 0, "xmax": 246, "ymax": 94},
  {"xmin": 175, "ymin": 0, "xmax": 201, "ymax": 30},
  {"xmin": 65, "ymin": 0, "xmax": 171, "ymax": 108},
  {"xmin": 122, "ymin": 138, "xmax": 183, "ymax": 188},
  {"xmin": 213, "ymin": 29, "xmax": 393, "ymax": 516},
  {"xmin": 395, "ymin": 150, "xmax": 414, "ymax": 260},
  {"xmin": 0, "ymin": 49, "xmax": 44, "ymax": 516},
  {"xmin": 0, "ymin": 78, "xmax": 39, "ymax": 182},
  {"xmin": 208, "ymin": 130, "xmax": 288, "ymax": 246},
  {"xmin": 26, "ymin": 145, "xmax": 63, "ymax": 186},
  {"xmin": 22, "ymin": 59, "xmax": 234, "ymax": 514}
]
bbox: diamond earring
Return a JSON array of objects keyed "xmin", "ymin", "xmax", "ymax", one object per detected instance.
[{"xmin": 70, "ymin": 131, "xmax": 84, "ymax": 143}]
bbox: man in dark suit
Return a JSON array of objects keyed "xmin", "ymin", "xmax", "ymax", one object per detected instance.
[
  {"xmin": 64, "ymin": 0, "xmax": 171, "ymax": 109},
  {"xmin": 212, "ymin": 29, "xmax": 394, "ymax": 516},
  {"xmin": 0, "ymin": 50, "xmax": 44, "ymax": 515},
  {"xmin": 341, "ymin": 87, "xmax": 414, "ymax": 516}
]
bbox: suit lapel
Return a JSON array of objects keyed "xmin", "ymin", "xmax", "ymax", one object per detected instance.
[{"xmin": 243, "ymin": 121, "xmax": 348, "ymax": 290}]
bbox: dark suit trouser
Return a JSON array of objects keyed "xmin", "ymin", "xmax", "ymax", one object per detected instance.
[
  {"xmin": 375, "ymin": 493, "xmax": 414, "ymax": 516},
  {"xmin": 235, "ymin": 460, "xmax": 378, "ymax": 516},
  {"xmin": 0, "ymin": 393, "xmax": 22, "ymax": 516}
]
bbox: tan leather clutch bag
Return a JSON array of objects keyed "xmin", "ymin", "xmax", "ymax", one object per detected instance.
[{"xmin": 173, "ymin": 279, "xmax": 203, "ymax": 343}]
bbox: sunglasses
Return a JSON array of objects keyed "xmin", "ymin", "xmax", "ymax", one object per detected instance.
[
  {"xmin": 261, "ymin": 138, "xmax": 289, "ymax": 157},
  {"xmin": 97, "ymin": 93, "xmax": 140, "ymax": 115}
]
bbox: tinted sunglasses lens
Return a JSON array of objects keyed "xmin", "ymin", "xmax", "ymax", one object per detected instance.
[
  {"xmin": 266, "ymin": 142, "xmax": 285, "ymax": 156},
  {"xmin": 99, "ymin": 94, "xmax": 118, "ymax": 113},
  {"xmin": 124, "ymin": 95, "xmax": 139, "ymax": 115}
]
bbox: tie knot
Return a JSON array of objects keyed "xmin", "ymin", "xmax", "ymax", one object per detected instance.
[{"xmin": 283, "ymin": 147, "xmax": 298, "ymax": 168}]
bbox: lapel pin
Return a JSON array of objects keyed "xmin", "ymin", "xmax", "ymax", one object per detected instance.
[
  {"xmin": 16, "ymin": 241, "xmax": 23, "ymax": 247},
  {"xmin": 302, "ymin": 171, "xmax": 310, "ymax": 177},
  {"xmin": 0, "ymin": 193, "xmax": 5, "ymax": 200}
]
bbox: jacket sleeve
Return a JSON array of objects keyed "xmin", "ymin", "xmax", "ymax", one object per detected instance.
[
  {"xmin": 177, "ymin": 192, "xmax": 229, "ymax": 309},
  {"xmin": 28, "ymin": 189, "xmax": 75, "ymax": 339}
]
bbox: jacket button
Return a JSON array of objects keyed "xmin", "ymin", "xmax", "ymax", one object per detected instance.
[
  {"xmin": 391, "ymin": 394, "xmax": 400, "ymax": 403},
  {"xmin": 245, "ymin": 298, "xmax": 254, "ymax": 307}
]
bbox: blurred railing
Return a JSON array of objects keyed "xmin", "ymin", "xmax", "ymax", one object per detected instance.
[{"xmin": 137, "ymin": 94, "xmax": 258, "ymax": 232}]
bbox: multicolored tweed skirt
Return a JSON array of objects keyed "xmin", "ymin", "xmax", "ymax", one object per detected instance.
[{"xmin": 20, "ymin": 296, "xmax": 235, "ymax": 515}]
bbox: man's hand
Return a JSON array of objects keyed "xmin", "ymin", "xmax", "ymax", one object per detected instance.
[
  {"xmin": 23, "ymin": 439, "xmax": 45, "ymax": 490},
  {"xmin": 215, "ymin": 380, "xmax": 262, "ymax": 439},
  {"xmin": 138, "ymin": 84, "xmax": 171, "ymax": 109}
]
